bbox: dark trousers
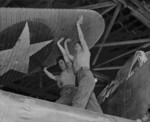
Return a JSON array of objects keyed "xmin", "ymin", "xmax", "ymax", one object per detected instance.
[
  {"xmin": 72, "ymin": 68, "xmax": 103, "ymax": 113},
  {"xmin": 55, "ymin": 85, "xmax": 77, "ymax": 106}
]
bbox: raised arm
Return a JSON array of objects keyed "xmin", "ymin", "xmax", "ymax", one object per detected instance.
[
  {"xmin": 44, "ymin": 67, "xmax": 56, "ymax": 81},
  {"xmin": 64, "ymin": 38, "xmax": 74, "ymax": 61},
  {"xmin": 57, "ymin": 38, "xmax": 70, "ymax": 63},
  {"xmin": 77, "ymin": 15, "xmax": 89, "ymax": 51}
]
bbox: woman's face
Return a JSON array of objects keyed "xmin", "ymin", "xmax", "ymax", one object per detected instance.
[
  {"xmin": 75, "ymin": 43, "xmax": 82, "ymax": 53},
  {"xmin": 58, "ymin": 59, "xmax": 66, "ymax": 70}
]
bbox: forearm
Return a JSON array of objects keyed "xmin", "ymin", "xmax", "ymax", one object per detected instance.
[
  {"xmin": 44, "ymin": 69, "xmax": 56, "ymax": 80},
  {"xmin": 64, "ymin": 39, "xmax": 74, "ymax": 61},
  {"xmin": 77, "ymin": 23, "xmax": 85, "ymax": 45},
  {"xmin": 57, "ymin": 41, "xmax": 70, "ymax": 62},
  {"xmin": 57, "ymin": 42, "xmax": 66, "ymax": 56},
  {"xmin": 72, "ymin": 68, "xmax": 95, "ymax": 109},
  {"xmin": 77, "ymin": 23, "xmax": 89, "ymax": 51}
]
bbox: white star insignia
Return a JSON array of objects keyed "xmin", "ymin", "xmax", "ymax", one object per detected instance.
[{"xmin": 0, "ymin": 22, "xmax": 53, "ymax": 76}]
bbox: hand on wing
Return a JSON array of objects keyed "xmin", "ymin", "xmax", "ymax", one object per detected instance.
[
  {"xmin": 77, "ymin": 15, "xmax": 83, "ymax": 25},
  {"xmin": 57, "ymin": 37, "xmax": 64, "ymax": 45},
  {"xmin": 65, "ymin": 38, "xmax": 72, "ymax": 43},
  {"xmin": 44, "ymin": 67, "xmax": 48, "ymax": 71}
]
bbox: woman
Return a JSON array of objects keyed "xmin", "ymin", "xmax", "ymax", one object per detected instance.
[
  {"xmin": 65, "ymin": 15, "xmax": 103, "ymax": 113},
  {"xmin": 44, "ymin": 38, "xmax": 76, "ymax": 106}
]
